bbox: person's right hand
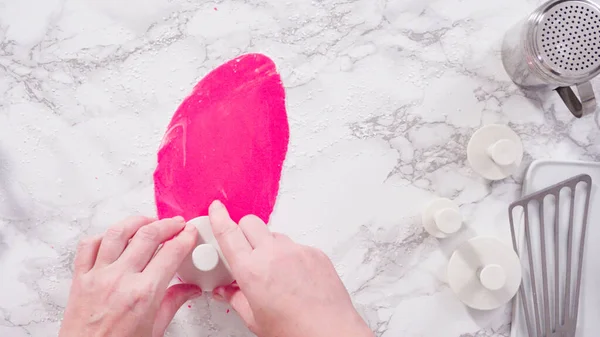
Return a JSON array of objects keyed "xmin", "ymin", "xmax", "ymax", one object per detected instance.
[{"xmin": 208, "ymin": 200, "xmax": 374, "ymax": 337}]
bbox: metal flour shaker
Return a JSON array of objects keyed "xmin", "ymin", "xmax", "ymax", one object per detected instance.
[{"xmin": 502, "ymin": 0, "xmax": 600, "ymax": 117}]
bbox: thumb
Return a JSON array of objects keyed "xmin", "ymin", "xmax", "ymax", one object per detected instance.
[
  {"xmin": 153, "ymin": 284, "xmax": 202, "ymax": 337},
  {"xmin": 213, "ymin": 286, "xmax": 257, "ymax": 333}
]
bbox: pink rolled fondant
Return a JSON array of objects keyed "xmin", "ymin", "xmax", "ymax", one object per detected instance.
[{"xmin": 154, "ymin": 54, "xmax": 289, "ymax": 223}]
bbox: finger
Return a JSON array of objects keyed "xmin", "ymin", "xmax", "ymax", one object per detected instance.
[
  {"xmin": 153, "ymin": 284, "xmax": 202, "ymax": 337},
  {"xmin": 208, "ymin": 201, "xmax": 252, "ymax": 266},
  {"xmin": 73, "ymin": 235, "xmax": 102, "ymax": 274},
  {"xmin": 238, "ymin": 215, "xmax": 272, "ymax": 248},
  {"xmin": 144, "ymin": 223, "xmax": 198, "ymax": 289},
  {"xmin": 273, "ymin": 232, "xmax": 294, "ymax": 244},
  {"xmin": 118, "ymin": 217, "xmax": 187, "ymax": 272},
  {"xmin": 213, "ymin": 286, "xmax": 257, "ymax": 332},
  {"xmin": 95, "ymin": 216, "xmax": 154, "ymax": 266}
]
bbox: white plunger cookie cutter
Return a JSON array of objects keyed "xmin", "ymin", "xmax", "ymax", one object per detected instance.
[
  {"xmin": 447, "ymin": 237, "xmax": 522, "ymax": 310},
  {"xmin": 422, "ymin": 198, "xmax": 462, "ymax": 238},
  {"xmin": 467, "ymin": 124, "xmax": 524, "ymax": 180},
  {"xmin": 176, "ymin": 216, "xmax": 234, "ymax": 291}
]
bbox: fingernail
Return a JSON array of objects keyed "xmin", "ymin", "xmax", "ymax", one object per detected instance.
[
  {"xmin": 173, "ymin": 216, "xmax": 185, "ymax": 223},
  {"xmin": 184, "ymin": 223, "xmax": 196, "ymax": 232},
  {"xmin": 209, "ymin": 200, "xmax": 224, "ymax": 211},
  {"xmin": 213, "ymin": 287, "xmax": 226, "ymax": 302},
  {"xmin": 191, "ymin": 289, "xmax": 203, "ymax": 298},
  {"xmin": 214, "ymin": 287, "xmax": 225, "ymax": 298}
]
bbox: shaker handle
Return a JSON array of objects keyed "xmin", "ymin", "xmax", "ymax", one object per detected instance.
[{"xmin": 556, "ymin": 82, "xmax": 596, "ymax": 118}]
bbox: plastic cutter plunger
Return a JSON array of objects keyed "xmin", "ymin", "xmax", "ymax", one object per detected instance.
[
  {"xmin": 467, "ymin": 124, "xmax": 524, "ymax": 180},
  {"xmin": 447, "ymin": 237, "xmax": 522, "ymax": 310},
  {"xmin": 176, "ymin": 216, "xmax": 234, "ymax": 291},
  {"xmin": 422, "ymin": 198, "xmax": 463, "ymax": 238},
  {"xmin": 192, "ymin": 244, "xmax": 220, "ymax": 272}
]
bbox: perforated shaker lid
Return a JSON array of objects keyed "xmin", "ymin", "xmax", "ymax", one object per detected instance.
[{"xmin": 534, "ymin": 0, "xmax": 600, "ymax": 82}]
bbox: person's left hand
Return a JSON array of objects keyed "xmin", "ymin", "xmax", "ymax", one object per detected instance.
[{"xmin": 59, "ymin": 216, "xmax": 200, "ymax": 337}]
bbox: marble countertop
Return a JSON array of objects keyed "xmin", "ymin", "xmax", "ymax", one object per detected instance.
[{"xmin": 1, "ymin": 0, "xmax": 600, "ymax": 336}]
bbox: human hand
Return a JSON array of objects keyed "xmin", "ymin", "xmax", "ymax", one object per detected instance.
[
  {"xmin": 208, "ymin": 201, "xmax": 374, "ymax": 337},
  {"xmin": 59, "ymin": 216, "xmax": 200, "ymax": 337}
]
